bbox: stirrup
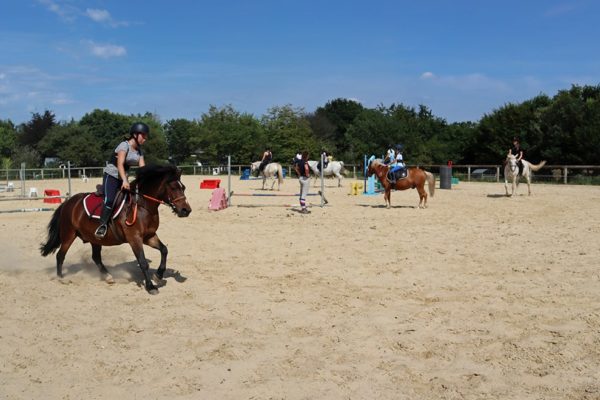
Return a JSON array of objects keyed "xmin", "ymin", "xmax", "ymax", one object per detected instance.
[{"xmin": 95, "ymin": 224, "xmax": 108, "ymax": 238}]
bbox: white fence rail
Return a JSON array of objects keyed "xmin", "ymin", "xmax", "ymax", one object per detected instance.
[{"xmin": 2, "ymin": 163, "xmax": 600, "ymax": 189}]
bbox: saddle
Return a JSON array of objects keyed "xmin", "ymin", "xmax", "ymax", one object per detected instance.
[
  {"xmin": 387, "ymin": 168, "xmax": 407, "ymax": 182},
  {"xmin": 83, "ymin": 191, "xmax": 127, "ymax": 220}
]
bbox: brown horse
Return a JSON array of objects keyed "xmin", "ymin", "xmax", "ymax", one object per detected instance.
[
  {"xmin": 40, "ymin": 165, "xmax": 192, "ymax": 294},
  {"xmin": 367, "ymin": 158, "xmax": 435, "ymax": 208}
]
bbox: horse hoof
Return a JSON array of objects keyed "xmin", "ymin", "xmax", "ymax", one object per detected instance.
[
  {"xmin": 104, "ymin": 274, "xmax": 115, "ymax": 284},
  {"xmin": 148, "ymin": 288, "xmax": 159, "ymax": 295}
]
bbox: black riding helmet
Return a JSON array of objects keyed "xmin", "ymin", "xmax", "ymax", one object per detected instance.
[{"xmin": 130, "ymin": 122, "xmax": 150, "ymax": 137}]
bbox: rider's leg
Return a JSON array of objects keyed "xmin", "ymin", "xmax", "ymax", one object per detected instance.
[
  {"xmin": 518, "ymin": 160, "xmax": 523, "ymax": 175},
  {"xmin": 95, "ymin": 174, "xmax": 119, "ymax": 238},
  {"xmin": 95, "ymin": 204, "xmax": 113, "ymax": 238}
]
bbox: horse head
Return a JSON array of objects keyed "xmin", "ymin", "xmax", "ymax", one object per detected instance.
[
  {"xmin": 506, "ymin": 154, "xmax": 518, "ymax": 173},
  {"xmin": 250, "ymin": 161, "xmax": 261, "ymax": 174},
  {"xmin": 134, "ymin": 165, "xmax": 192, "ymax": 217},
  {"xmin": 366, "ymin": 157, "xmax": 384, "ymax": 179}
]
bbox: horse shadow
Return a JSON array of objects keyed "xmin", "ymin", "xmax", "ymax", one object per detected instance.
[
  {"xmin": 486, "ymin": 193, "xmax": 526, "ymax": 198},
  {"xmin": 49, "ymin": 259, "xmax": 187, "ymax": 289},
  {"xmin": 357, "ymin": 204, "xmax": 416, "ymax": 209}
]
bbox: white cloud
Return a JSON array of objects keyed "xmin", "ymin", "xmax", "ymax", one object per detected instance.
[
  {"xmin": 421, "ymin": 72, "xmax": 510, "ymax": 92},
  {"xmin": 51, "ymin": 94, "xmax": 73, "ymax": 105},
  {"xmin": 84, "ymin": 8, "xmax": 129, "ymax": 27},
  {"xmin": 85, "ymin": 8, "xmax": 111, "ymax": 23},
  {"xmin": 544, "ymin": 3, "xmax": 577, "ymax": 17},
  {"xmin": 37, "ymin": 0, "xmax": 78, "ymax": 21},
  {"xmin": 85, "ymin": 41, "xmax": 127, "ymax": 58}
]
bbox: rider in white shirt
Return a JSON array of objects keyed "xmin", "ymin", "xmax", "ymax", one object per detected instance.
[
  {"xmin": 388, "ymin": 144, "xmax": 406, "ymax": 184},
  {"xmin": 384, "ymin": 145, "xmax": 395, "ymax": 165}
]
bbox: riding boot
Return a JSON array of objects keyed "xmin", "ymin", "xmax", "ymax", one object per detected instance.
[{"xmin": 94, "ymin": 204, "xmax": 113, "ymax": 238}]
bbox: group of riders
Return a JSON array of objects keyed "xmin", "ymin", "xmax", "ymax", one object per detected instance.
[
  {"xmin": 95, "ymin": 123, "xmax": 528, "ymax": 235},
  {"xmin": 255, "ymin": 147, "xmax": 333, "ymax": 176},
  {"xmin": 382, "ymin": 137, "xmax": 525, "ymax": 185}
]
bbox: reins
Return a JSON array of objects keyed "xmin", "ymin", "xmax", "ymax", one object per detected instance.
[{"xmin": 125, "ymin": 191, "xmax": 187, "ymax": 226}]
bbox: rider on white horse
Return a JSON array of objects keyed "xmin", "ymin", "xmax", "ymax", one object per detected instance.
[
  {"xmin": 316, "ymin": 150, "xmax": 330, "ymax": 171},
  {"xmin": 258, "ymin": 147, "xmax": 273, "ymax": 176},
  {"xmin": 508, "ymin": 137, "xmax": 525, "ymax": 175}
]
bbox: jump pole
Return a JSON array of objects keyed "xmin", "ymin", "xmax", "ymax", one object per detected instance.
[
  {"xmin": 0, "ymin": 208, "xmax": 55, "ymax": 214},
  {"xmin": 320, "ymin": 153, "xmax": 325, "ymax": 207},
  {"xmin": 227, "ymin": 155, "xmax": 232, "ymax": 207},
  {"xmin": 363, "ymin": 154, "xmax": 367, "ymax": 194}
]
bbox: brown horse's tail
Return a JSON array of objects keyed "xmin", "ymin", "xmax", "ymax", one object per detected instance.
[
  {"xmin": 40, "ymin": 203, "xmax": 64, "ymax": 256},
  {"xmin": 425, "ymin": 171, "xmax": 435, "ymax": 197}
]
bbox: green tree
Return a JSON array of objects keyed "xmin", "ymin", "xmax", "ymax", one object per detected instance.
[
  {"xmin": 539, "ymin": 85, "xmax": 600, "ymax": 164},
  {"xmin": 261, "ymin": 105, "xmax": 318, "ymax": 163},
  {"xmin": 345, "ymin": 108, "xmax": 399, "ymax": 162},
  {"xmin": 79, "ymin": 109, "xmax": 131, "ymax": 162},
  {"xmin": 10, "ymin": 145, "xmax": 41, "ymax": 168},
  {"xmin": 164, "ymin": 118, "xmax": 203, "ymax": 164},
  {"xmin": 128, "ymin": 112, "xmax": 168, "ymax": 164},
  {"xmin": 18, "ymin": 110, "xmax": 56, "ymax": 162},
  {"xmin": 199, "ymin": 105, "xmax": 265, "ymax": 164},
  {"xmin": 38, "ymin": 122, "xmax": 103, "ymax": 166},
  {"xmin": 313, "ymin": 98, "xmax": 365, "ymax": 158},
  {"xmin": 0, "ymin": 119, "xmax": 17, "ymax": 158}
]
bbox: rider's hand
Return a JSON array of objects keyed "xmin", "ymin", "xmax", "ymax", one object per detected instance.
[{"xmin": 121, "ymin": 181, "xmax": 130, "ymax": 191}]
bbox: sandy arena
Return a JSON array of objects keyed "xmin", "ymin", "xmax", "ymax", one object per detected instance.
[{"xmin": 1, "ymin": 174, "xmax": 599, "ymax": 399}]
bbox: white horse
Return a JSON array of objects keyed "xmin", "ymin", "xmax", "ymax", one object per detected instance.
[
  {"xmin": 251, "ymin": 161, "xmax": 284, "ymax": 190},
  {"xmin": 307, "ymin": 160, "xmax": 346, "ymax": 187},
  {"xmin": 504, "ymin": 154, "xmax": 547, "ymax": 196}
]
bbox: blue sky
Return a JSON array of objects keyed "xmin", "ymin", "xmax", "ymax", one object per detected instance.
[{"xmin": 1, "ymin": 1, "xmax": 599, "ymax": 124}]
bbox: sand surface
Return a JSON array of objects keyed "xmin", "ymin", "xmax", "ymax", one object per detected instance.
[{"xmin": 1, "ymin": 174, "xmax": 599, "ymax": 399}]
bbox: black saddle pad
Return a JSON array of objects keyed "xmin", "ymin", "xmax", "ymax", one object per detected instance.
[{"xmin": 387, "ymin": 168, "xmax": 407, "ymax": 181}]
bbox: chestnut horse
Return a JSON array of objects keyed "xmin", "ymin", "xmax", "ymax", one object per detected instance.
[
  {"xmin": 40, "ymin": 165, "xmax": 191, "ymax": 294},
  {"xmin": 367, "ymin": 158, "xmax": 435, "ymax": 208}
]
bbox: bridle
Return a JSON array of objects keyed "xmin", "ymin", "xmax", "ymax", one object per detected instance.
[
  {"xmin": 125, "ymin": 180, "xmax": 187, "ymax": 226},
  {"xmin": 508, "ymin": 158, "xmax": 518, "ymax": 174}
]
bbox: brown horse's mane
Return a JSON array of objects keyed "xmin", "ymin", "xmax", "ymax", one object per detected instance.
[
  {"xmin": 370, "ymin": 158, "xmax": 389, "ymax": 176},
  {"xmin": 132, "ymin": 164, "xmax": 180, "ymax": 187}
]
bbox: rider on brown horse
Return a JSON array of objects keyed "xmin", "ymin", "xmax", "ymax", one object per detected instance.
[
  {"xmin": 96, "ymin": 122, "xmax": 149, "ymax": 238},
  {"xmin": 387, "ymin": 144, "xmax": 406, "ymax": 185}
]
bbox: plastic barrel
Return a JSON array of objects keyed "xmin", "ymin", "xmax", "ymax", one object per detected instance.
[{"xmin": 440, "ymin": 166, "xmax": 452, "ymax": 189}]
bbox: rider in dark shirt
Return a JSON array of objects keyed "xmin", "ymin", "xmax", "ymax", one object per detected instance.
[
  {"xmin": 259, "ymin": 147, "xmax": 272, "ymax": 173},
  {"xmin": 509, "ymin": 137, "xmax": 525, "ymax": 175}
]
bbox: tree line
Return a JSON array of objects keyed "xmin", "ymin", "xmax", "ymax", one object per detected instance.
[{"xmin": 1, "ymin": 84, "xmax": 599, "ymax": 169}]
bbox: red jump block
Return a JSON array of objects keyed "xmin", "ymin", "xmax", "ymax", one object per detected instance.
[
  {"xmin": 200, "ymin": 179, "xmax": 221, "ymax": 189},
  {"xmin": 44, "ymin": 189, "xmax": 62, "ymax": 204}
]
